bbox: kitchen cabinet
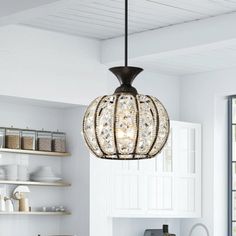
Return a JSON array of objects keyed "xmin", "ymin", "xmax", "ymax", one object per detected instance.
[{"xmin": 109, "ymin": 121, "xmax": 201, "ymax": 218}]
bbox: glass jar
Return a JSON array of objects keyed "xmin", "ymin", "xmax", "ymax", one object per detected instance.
[
  {"xmin": 5, "ymin": 129, "xmax": 21, "ymax": 149},
  {"xmin": 21, "ymin": 130, "xmax": 36, "ymax": 150},
  {"xmin": 0, "ymin": 128, "xmax": 5, "ymax": 148},
  {"xmin": 37, "ymin": 131, "xmax": 52, "ymax": 152},
  {"xmin": 52, "ymin": 132, "xmax": 66, "ymax": 153}
]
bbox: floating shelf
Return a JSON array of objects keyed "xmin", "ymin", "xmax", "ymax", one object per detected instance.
[
  {"xmin": 0, "ymin": 180, "xmax": 71, "ymax": 187},
  {"xmin": 0, "ymin": 211, "xmax": 71, "ymax": 215},
  {"xmin": 0, "ymin": 148, "xmax": 70, "ymax": 157}
]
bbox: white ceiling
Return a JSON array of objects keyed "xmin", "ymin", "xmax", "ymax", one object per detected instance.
[
  {"xmin": 2, "ymin": 0, "xmax": 236, "ymax": 75},
  {"xmin": 130, "ymin": 41, "xmax": 236, "ymax": 76},
  {"xmin": 21, "ymin": 0, "xmax": 236, "ymax": 40},
  {"xmin": 0, "ymin": 0, "xmax": 59, "ymax": 18}
]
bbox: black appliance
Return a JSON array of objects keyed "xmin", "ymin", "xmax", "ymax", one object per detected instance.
[{"xmin": 144, "ymin": 225, "xmax": 176, "ymax": 236}]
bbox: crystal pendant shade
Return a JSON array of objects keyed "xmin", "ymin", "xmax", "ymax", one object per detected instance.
[{"xmin": 83, "ymin": 93, "xmax": 170, "ymax": 160}]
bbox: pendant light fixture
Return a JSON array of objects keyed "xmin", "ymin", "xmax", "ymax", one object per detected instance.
[{"xmin": 82, "ymin": 0, "xmax": 170, "ymax": 160}]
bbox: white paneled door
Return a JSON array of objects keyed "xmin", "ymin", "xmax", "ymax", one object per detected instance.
[
  {"xmin": 109, "ymin": 121, "xmax": 201, "ymax": 218},
  {"xmin": 111, "ymin": 163, "xmax": 145, "ymax": 216}
]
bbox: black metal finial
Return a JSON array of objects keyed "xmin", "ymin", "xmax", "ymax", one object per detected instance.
[{"xmin": 109, "ymin": 66, "xmax": 143, "ymax": 95}]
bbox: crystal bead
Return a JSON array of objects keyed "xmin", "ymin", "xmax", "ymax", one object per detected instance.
[{"xmin": 83, "ymin": 93, "xmax": 169, "ymax": 159}]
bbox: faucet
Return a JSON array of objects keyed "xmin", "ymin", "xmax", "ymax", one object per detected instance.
[{"xmin": 189, "ymin": 223, "xmax": 209, "ymax": 236}]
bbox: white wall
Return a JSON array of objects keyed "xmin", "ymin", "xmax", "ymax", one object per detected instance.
[
  {"xmin": 0, "ymin": 98, "xmax": 67, "ymax": 236},
  {"xmin": 179, "ymin": 68, "xmax": 236, "ymax": 236},
  {"xmin": 0, "ymin": 97, "xmax": 94, "ymax": 236},
  {"xmin": 0, "ymin": 20, "xmax": 232, "ymax": 236},
  {"xmin": 62, "ymin": 106, "xmax": 91, "ymax": 236},
  {"xmin": 0, "ymin": 24, "xmax": 182, "ymax": 236},
  {"xmin": 0, "ymin": 24, "xmax": 107, "ymax": 105},
  {"xmin": 0, "ymin": 25, "xmax": 180, "ymax": 119}
]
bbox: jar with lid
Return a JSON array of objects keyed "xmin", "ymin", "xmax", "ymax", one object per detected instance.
[
  {"xmin": 0, "ymin": 128, "xmax": 5, "ymax": 148},
  {"xmin": 52, "ymin": 132, "xmax": 66, "ymax": 153},
  {"xmin": 21, "ymin": 130, "xmax": 36, "ymax": 150},
  {"xmin": 5, "ymin": 129, "xmax": 21, "ymax": 149},
  {"xmin": 37, "ymin": 131, "xmax": 52, "ymax": 152}
]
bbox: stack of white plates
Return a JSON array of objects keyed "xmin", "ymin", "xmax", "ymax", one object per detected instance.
[
  {"xmin": 18, "ymin": 165, "xmax": 29, "ymax": 181},
  {"xmin": 0, "ymin": 167, "xmax": 5, "ymax": 180},
  {"xmin": 31, "ymin": 166, "xmax": 62, "ymax": 182},
  {"xmin": 4, "ymin": 165, "xmax": 17, "ymax": 181}
]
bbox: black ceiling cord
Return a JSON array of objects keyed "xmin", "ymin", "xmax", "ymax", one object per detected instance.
[
  {"xmin": 125, "ymin": 0, "xmax": 128, "ymax": 67},
  {"xmin": 109, "ymin": 0, "xmax": 143, "ymax": 95}
]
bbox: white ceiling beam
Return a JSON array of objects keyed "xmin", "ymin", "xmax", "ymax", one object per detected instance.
[
  {"xmin": 101, "ymin": 11, "xmax": 236, "ymax": 64},
  {"xmin": 0, "ymin": 0, "xmax": 59, "ymax": 17},
  {"xmin": 0, "ymin": 0, "xmax": 94, "ymax": 27}
]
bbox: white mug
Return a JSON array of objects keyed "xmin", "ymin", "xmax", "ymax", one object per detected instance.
[
  {"xmin": 0, "ymin": 196, "xmax": 5, "ymax": 212},
  {"xmin": 5, "ymin": 199, "xmax": 14, "ymax": 212}
]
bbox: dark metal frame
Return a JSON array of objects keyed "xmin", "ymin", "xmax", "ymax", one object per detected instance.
[
  {"xmin": 147, "ymin": 95, "xmax": 159, "ymax": 155},
  {"xmin": 228, "ymin": 96, "xmax": 234, "ymax": 236},
  {"xmin": 113, "ymin": 94, "xmax": 120, "ymax": 159}
]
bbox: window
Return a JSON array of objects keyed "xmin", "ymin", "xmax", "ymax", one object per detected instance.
[{"xmin": 229, "ymin": 96, "xmax": 236, "ymax": 236}]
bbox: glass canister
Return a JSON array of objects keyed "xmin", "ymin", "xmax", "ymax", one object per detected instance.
[
  {"xmin": 0, "ymin": 128, "xmax": 5, "ymax": 148},
  {"xmin": 21, "ymin": 130, "xmax": 36, "ymax": 150},
  {"xmin": 5, "ymin": 129, "xmax": 21, "ymax": 149},
  {"xmin": 37, "ymin": 131, "xmax": 52, "ymax": 152},
  {"xmin": 52, "ymin": 132, "xmax": 66, "ymax": 153}
]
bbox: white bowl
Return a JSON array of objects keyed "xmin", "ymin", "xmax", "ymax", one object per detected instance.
[{"xmin": 32, "ymin": 166, "xmax": 55, "ymax": 178}]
